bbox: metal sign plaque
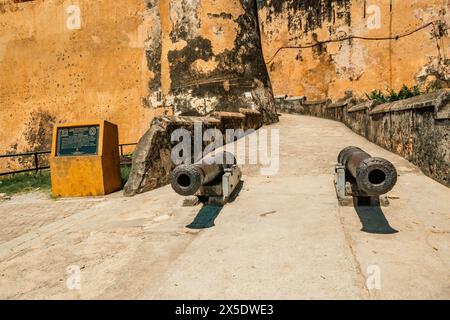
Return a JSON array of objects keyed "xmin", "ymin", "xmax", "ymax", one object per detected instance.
[{"xmin": 56, "ymin": 125, "xmax": 99, "ymax": 157}]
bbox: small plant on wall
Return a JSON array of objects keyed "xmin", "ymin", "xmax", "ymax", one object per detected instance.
[{"xmin": 365, "ymin": 84, "xmax": 434, "ymax": 104}]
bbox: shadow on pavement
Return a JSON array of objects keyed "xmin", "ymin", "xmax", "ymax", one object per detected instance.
[
  {"xmin": 353, "ymin": 197, "xmax": 398, "ymax": 234},
  {"xmin": 186, "ymin": 181, "xmax": 244, "ymax": 229},
  {"xmin": 186, "ymin": 205, "xmax": 223, "ymax": 229}
]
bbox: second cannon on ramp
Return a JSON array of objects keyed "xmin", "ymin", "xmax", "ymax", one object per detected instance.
[{"xmin": 337, "ymin": 146, "xmax": 398, "ymax": 197}]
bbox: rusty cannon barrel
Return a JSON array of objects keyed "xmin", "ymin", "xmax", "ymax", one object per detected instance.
[
  {"xmin": 338, "ymin": 146, "xmax": 398, "ymax": 196},
  {"xmin": 171, "ymin": 151, "xmax": 236, "ymax": 196}
]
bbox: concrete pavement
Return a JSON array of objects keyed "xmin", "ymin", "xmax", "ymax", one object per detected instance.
[{"xmin": 0, "ymin": 114, "xmax": 449, "ymax": 299}]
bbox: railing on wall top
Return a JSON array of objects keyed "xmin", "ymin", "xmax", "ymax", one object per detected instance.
[{"xmin": 0, "ymin": 143, "xmax": 137, "ymax": 177}]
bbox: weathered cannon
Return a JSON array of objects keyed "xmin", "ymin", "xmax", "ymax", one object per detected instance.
[
  {"xmin": 171, "ymin": 151, "xmax": 241, "ymax": 205},
  {"xmin": 335, "ymin": 146, "xmax": 398, "ymax": 206}
]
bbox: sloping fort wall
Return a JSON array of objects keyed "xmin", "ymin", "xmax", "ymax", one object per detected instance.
[{"xmin": 277, "ymin": 89, "xmax": 450, "ymax": 187}]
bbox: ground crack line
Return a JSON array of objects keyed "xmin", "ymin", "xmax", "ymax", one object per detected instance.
[{"xmin": 336, "ymin": 205, "xmax": 372, "ymax": 299}]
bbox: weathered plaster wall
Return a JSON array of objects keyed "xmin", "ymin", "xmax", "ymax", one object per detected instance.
[
  {"xmin": 2, "ymin": 0, "xmax": 448, "ymax": 173},
  {"xmin": 1, "ymin": 0, "xmax": 278, "ymax": 167},
  {"xmin": 259, "ymin": 0, "xmax": 450, "ymax": 100},
  {"xmin": 0, "ymin": 0, "xmax": 159, "ymax": 158},
  {"xmin": 145, "ymin": 0, "xmax": 279, "ymax": 124}
]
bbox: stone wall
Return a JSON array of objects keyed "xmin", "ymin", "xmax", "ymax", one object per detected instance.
[
  {"xmin": 277, "ymin": 89, "xmax": 450, "ymax": 187},
  {"xmin": 124, "ymin": 108, "xmax": 263, "ymax": 196},
  {"xmin": 259, "ymin": 0, "xmax": 450, "ymax": 101}
]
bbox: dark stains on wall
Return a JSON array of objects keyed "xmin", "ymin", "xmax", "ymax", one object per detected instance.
[
  {"xmin": 145, "ymin": 0, "xmax": 162, "ymax": 95},
  {"xmin": 311, "ymin": 33, "xmax": 328, "ymax": 57},
  {"xmin": 261, "ymin": 0, "xmax": 352, "ymax": 33},
  {"xmin": 4, "ymin": 109, "xmax": 57, "ymax": 169},
  {"xmin": 24, "ymin": 109, "xmax": 56, "ymax": 152},
  {"xmin": 146, "ymin": 44, "xmax": 162, "ymax": 92},
  {"xmin": 168, "ymin": 36, "xmax": 214, "ymax": 89},
  {"xmin": 208, "ymin": 12, "xmax": 233, "ymax": 19},
  {"xmin": 169, "ymin": 0, "xmax": 200, "ymax": 42},
  {"xmin": 165, "ymin": 0, "xmax": 278, "ymax": 123}
]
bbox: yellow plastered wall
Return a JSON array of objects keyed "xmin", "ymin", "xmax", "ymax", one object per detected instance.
[
  {"xmin": 258, "ymin": 0, "xmax": 450, "ymax": 100},
  {"xmin": 1, "ymin": 0, "xmax": 449, "ymax": 165},
  {"xmin": 0, "ymin": 0, "xmax": 161, "ymax": 158}
]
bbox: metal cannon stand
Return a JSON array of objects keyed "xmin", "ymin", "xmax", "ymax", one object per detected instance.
[
  {"xmin": 195, "ymin": 165, "xmax": 242, "ymax": 206},
  {"xmin": 334, "ymin": 164, "xmax": 390, "ymax": 207}
]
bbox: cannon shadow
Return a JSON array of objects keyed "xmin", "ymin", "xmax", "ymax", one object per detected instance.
[
  {"xmin": 186, "ymin": 181, "xmax": 244, "ymax": 229},
  {"xmin": 186, "ymin": 205, "xmax": 223, "ymax": 229},
  {"xmin": 352, "ymin": 197, "xmax": 398, "ymax": 234}
]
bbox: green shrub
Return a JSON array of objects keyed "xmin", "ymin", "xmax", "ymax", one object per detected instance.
[
  {"xmin": 366, "ymin": 85, "xmax": 424, "ymax": 104},
  {"xmin": 366, "ymin": 90, "xmax": 388, "ymax": 104}
]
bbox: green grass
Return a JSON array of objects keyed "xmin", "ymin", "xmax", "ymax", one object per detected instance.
[
  {"xmin": 0, "ymin": 171, "xmax": 51, "ymax": 196},
  {"xmin": 0, "ymin": 165, "xmax": 133, "ymax": 196}
]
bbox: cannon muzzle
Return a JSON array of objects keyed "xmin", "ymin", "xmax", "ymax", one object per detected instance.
[
  {"xmin": 338, "ymin": 146, "xmax": 397, "ymax": 196},
  {"xmin": 171, "ymin": 151, "xmax": 236, "ymax": 196}
]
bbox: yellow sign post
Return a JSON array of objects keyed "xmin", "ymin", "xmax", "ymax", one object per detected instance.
[{"xmin": 50, "ymin": 121, "xmax": 122, "ymax": 197}]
